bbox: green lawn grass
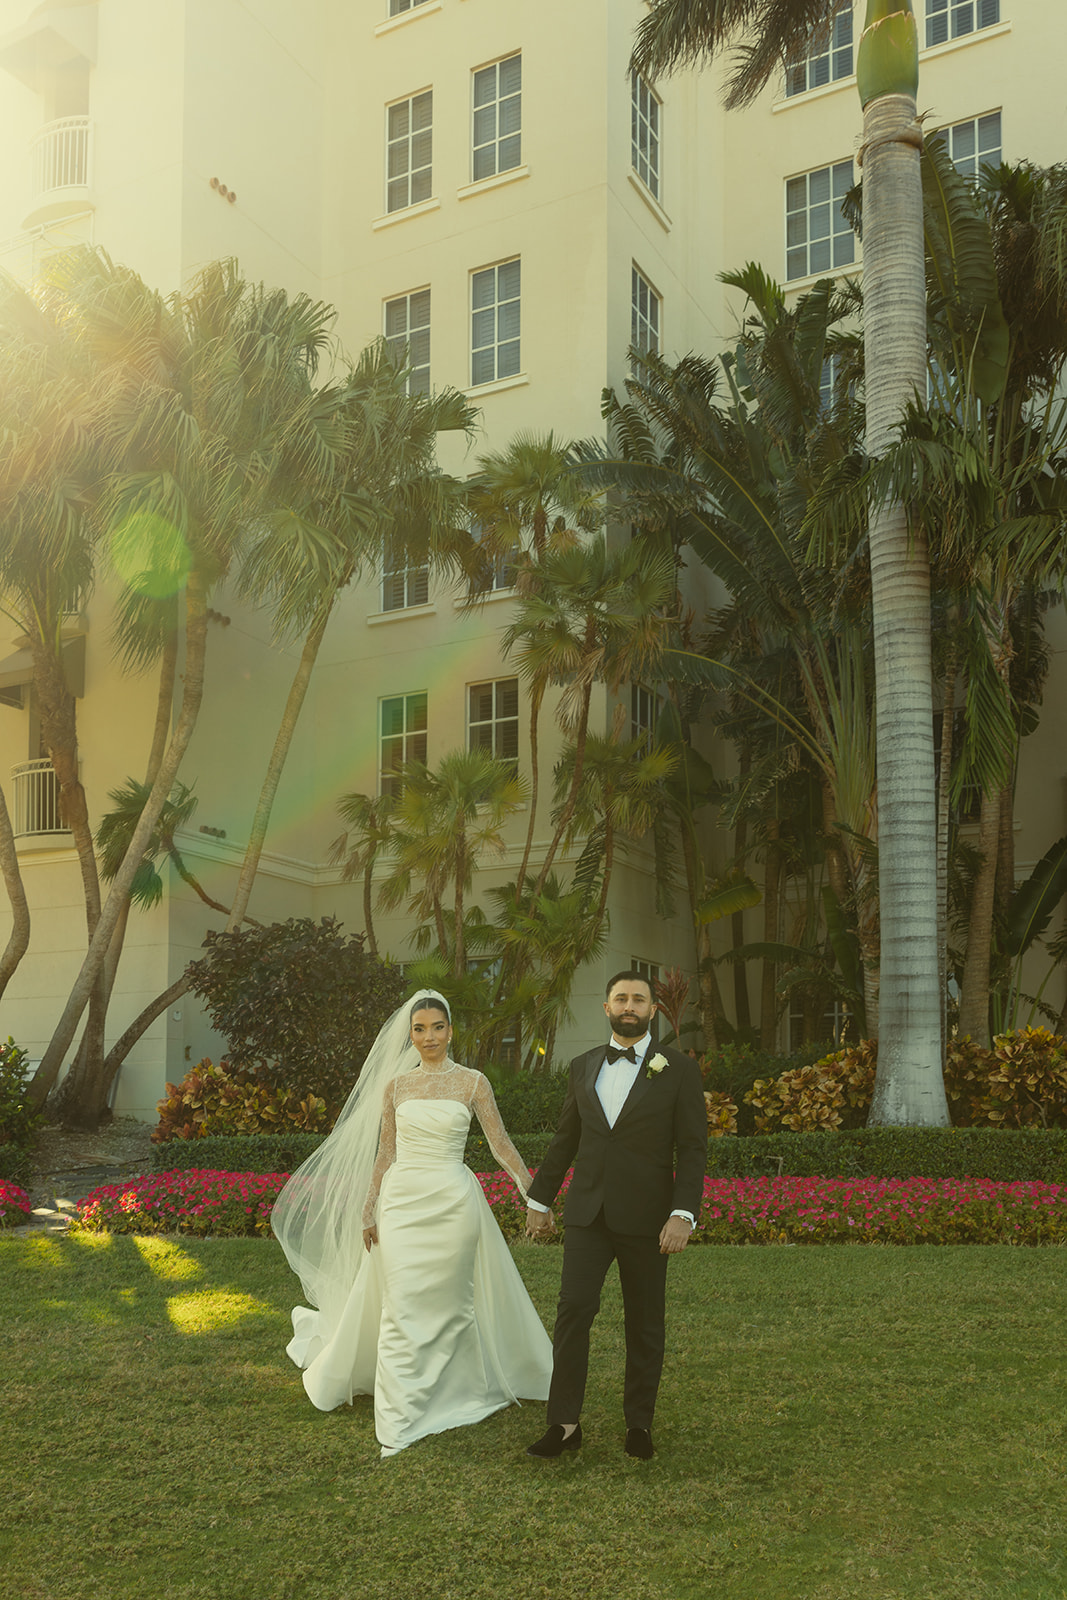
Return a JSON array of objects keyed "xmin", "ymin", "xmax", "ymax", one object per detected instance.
[{"xmin": 2, "ymin": 1234, "xmax": 1065, "ymax": 1600}]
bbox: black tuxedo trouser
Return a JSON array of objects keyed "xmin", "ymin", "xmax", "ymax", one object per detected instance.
[{"xmin": 547, "ymin": 1209, "xmax": 670, "ymax": 1429}]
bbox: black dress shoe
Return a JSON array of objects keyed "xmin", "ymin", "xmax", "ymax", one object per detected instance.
[
  {"xmin": 526, "ymin": 1422, "xmax": 582, "ymax": 1457},
  {"xmin": 625, "ymin": 1427, "xmax": 655, "ymax": 1460}
]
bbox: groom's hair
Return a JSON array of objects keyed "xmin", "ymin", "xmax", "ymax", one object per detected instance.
[{"xmin": 605, "ymin": 969, "xmax": 654, "ymax": 999}]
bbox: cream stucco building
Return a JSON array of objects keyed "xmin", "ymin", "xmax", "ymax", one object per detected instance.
[{"xmin": 0, "ymin": 0, "xmax": 1064, "ymax": 1118}]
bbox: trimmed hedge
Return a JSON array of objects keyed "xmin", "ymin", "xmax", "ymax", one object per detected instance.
[
  {"xmin": 706, "ymin": 1126, "xmax": 1067, "ymax": 1184},
  {"xmin": 151, "ymin": 1131, "xmax": 324, "ymax": 1176}
]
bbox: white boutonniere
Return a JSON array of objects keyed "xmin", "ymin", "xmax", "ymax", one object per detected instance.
[{"xmin": 645, "ymin": 1052, "xmax": 668, "ymax": 1080}]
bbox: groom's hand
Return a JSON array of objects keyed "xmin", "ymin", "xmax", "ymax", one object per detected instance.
[
  {"xmin": 658, "ymin": 1216, "xmax": 693, "ymax": 1255},
  {"xmin": 525, "ymin": 1205, "xmax": 555, "ymax": 1240}
]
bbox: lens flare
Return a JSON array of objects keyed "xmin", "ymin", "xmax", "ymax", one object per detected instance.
[{"xmin": 110, "ymin": 511, "xmax": 192, "ymax": 599}]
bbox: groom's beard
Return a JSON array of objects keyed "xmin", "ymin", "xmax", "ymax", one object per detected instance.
[{"xmin": 609, "ymin": 1014, "xmax": 647, "ymax": 1039}]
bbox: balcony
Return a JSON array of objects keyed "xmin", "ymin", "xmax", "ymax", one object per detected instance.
[
  {"xmin": 11, "ymin": 760, "xmax": 68, "ymax": 839},
  {"xmin": 25, "ymin": 116, "xmax": 93, "ymax": 227}
]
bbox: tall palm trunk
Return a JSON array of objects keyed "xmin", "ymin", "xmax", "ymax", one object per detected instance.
[
  {"xmin": 0, "ymin": 783, "xmax": 30, "ymax": 1001},
  {"xmin": 859, "ymin": 3, "xmax": 949, "ymax": 1125},
  {"xmin": 27, "ymin": 571, "xmax": 211, "ymax": 1110}
]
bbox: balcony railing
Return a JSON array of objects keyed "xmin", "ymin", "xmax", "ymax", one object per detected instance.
[
  {"xmin": 11, "ymin": 760, "xmax": 67, "ymax": 838},
  {"xmin": 30, "ymin": 116, "xmax": 92, "ymax": 201}
]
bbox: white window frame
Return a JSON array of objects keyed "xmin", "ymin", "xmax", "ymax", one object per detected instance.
[
  {"xmin": 379, "ymin": 692, "xmax": 428, "ymax": 797},
  {"xmin": 631, "ymin": 265, "xmax": 661, "ymax": 359},
  {"xmin": 944, "ymin": 110, "xmax": 1001, "ymax": 180},
  {"xmin": 386, "ymin": 89, "xmax": 433, "ymax": 215},
  {"xmin": 472, "ymin": 54, "xmax": 522, "ymax": 183},
  {"xmin": 926, "ymin": 0, "xmax": 1000, "ymax": 48},
  {"xmin": 785, "ymin": 2, "xmax": 854, "ymax": 97},
  {"xmin": 384, "ymin": 288, "xmax": 431, "ymax": 396},
  {"xmin": 631, "ymin": 72, "xmax": 661, "ymax": 198},
  {"xmin": 785, "ymin": 159, "xmax": 855, "ymax": 282},
  {"xmin": 467, "ymin": 678, "xmax": 520, "ymax": 766},
  {"xmin": 470, "ymin": 258, "xmax": 521, "ymax": 387},
  {"xmin": 382, "ymin": 541, "xmax": 430, "ymax": 611}
]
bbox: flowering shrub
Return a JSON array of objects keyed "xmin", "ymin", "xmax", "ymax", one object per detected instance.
[
  {"xmin": 73, "ymin": 1169, "xmax": 286, "ymax": 1237},
  {"xmin": 704, "ymin": 1090, "xmax": 739, "ymax": 1138},
  {"xmin": 154, "ymin": 1058, "xmax": 328, "ymax": 1143},
  {"xmin": 0, "ymin": 1179, "xmax": 31, "ymax": 1228},
  {"xmin": 693, "ymin": 1174, "xmax": 1067, "ymax": 1245},
  {"xmin": 745, "ymin": 1042, "xmax": 877, "ymax": 1133}
]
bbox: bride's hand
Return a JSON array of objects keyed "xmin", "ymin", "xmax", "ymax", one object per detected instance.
[{"xmin": 362, "ymin": 1225, "xmax": 378, "ymax": 1251}]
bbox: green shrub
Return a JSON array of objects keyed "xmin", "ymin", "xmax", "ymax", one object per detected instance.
[
  {"xmin": 0, "ymin": 1142, "xmax": 31, "ymax": 1189},
  {"xmin": 745, "ymin": 1040, "xmax": 877, "ymax": 1133},
  {"xmin": 154, "ymin": 1058, "xmax": 329, "ymax": 1143},
  {"xmin": 186, "ymin": 917, "xmax": 406, "ymax": 1120},
  {"xmin": 151, "ymin": 1130, "xmax": 324, "ymax": 1175},
  {"xmin": 700, "ymin": 1039, "xmax": 835, "ymax": 1135},
  {"xmin": 705, "ymin": 1126, "xmax": 1067, "ymax": 1183},
  {"xmin": 0, "ymin": 1037, "xmax": 42, "ymax": 1150}
]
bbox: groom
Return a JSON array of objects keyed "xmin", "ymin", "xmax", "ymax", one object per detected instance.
[{"xmin": 524, "ymin": 970, "xmax": 707, "ymax": 1459}]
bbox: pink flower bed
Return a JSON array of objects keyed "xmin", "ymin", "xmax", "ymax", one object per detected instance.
[
  {"xmin": 696, "ymin": 1175, "xmax": 1067, "ymax": 1245},
  {"xmin": 74, "ymin": 1169, "xmax": 285, "ymax": 1237},
  {"xmin": 0, "ymin": 1179, "xmax": 31, "ymax": 1228},
  {"xmin": 66, "ymin": 1167, "xmax": 1067, "ymax": 1246}
]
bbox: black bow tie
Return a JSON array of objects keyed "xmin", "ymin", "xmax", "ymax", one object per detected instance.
[{"xmin": 606, "ymin": 1045, "xmax": 637, "ymax": 1065}]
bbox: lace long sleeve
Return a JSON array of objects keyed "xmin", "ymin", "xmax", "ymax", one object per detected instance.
[
  {"xmin": 361, "ymin": 1077, "xmax": 398, "ymax": 1228},
  {"xmin": 471, "ymin": 1074, "xmax": 533, "ymax": 1203}
]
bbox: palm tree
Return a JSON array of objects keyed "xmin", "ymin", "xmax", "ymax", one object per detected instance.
[
  {"xmin": 466, "ymin": 433, "xmax": 603, "ymax": 895},
  {"xmin": 329, "ymin": 792, "xmax": 397, "ymax": 959},
  {"xmin": 25, "ymin": 251, "xmax": 337, "ymax": 1114},
  {"xmin": 378, "ymin": 748, "xmax": 527, "ymax": 978},
  {"xmin": 632, "ymin": 0, "xmax": 947, "ymax": 1124}
]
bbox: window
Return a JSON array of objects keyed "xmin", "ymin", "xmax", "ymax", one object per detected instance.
[
  {"xmin": 472, "ymin": 54, "xmax": 521, "ymax": 181},
  {"xmin": 382, "ymin": 541, "xmax": 429, "ymax": 611},
  {"xmin": 786, "ymin": 160, "xmax": 855, "ymax": 281},
  {"xmin": 926, "ymin": 0, "xmax": 999, "ymax": 48},
  {"xmin": 470, "ymin": 518, "xmax": 519, "ymax": 592},
  {"xmin": 630, "ymin": 959, "xmax": 661, "ymax": 991},
  {"xmin": 389, "ymin": 0, "xmax": 430, "ymax": 15},
  {"xmin": 380, "ymin": 693, "xmax": 428, "ymax": 796},
  {"xmin": 384, "ymin": 289, "xmax": 431, "ymax": 395},
  {"xmin": 786, "ymin": 3, "xmax": 854, "ymax": 96},
  {"xmin": 387, "ymin": 90, "xmax": 432, "ymax": 213},
  {"xmin": 946, "ymin": 111, "xmax": 1001, "ymax": 179},
  {"xmin": 631, "ymin": 684, "xmax": 658, "ymax": 743},
  {"xmin": 631, "ymin": 72, "xmax": 661, "ymax": 197},
  {"xmin": 468, "ymin": 679, "xmax": 519, "ymax": 765},
  {"xmin": 631, "ymin": 266, "xmax": 660, "ymax": 357},
  {"xmin": 471, "ymin": 259, "xmax": 521, "ymax": 385}
]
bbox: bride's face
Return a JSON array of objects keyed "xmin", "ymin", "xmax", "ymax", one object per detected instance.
[{"xmin": 410, "ymin": 1008, "xmax": 451, "ymax": 1064}]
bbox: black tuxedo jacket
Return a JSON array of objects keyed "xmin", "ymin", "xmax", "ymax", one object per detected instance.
[{"xmin": 528, "ymin": 1043, "xmax": 708, "ymax": 1237}]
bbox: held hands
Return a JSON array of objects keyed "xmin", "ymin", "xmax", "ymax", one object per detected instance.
[
  {"xmin": 658, "ymin": 1215, "xmax": 693, "ymax": 1255},
  {"xmin": 525, "ymin": 1205, "xmax": 555, "ymax": 1240},
  {"xmin": 362, "ymin": 1225, "xmax": 378, "ymax": 1252}
]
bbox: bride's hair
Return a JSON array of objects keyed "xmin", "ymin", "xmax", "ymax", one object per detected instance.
[{"xmin": 409, "ymin": 992, "xmax": 450, "ymax": 1023}]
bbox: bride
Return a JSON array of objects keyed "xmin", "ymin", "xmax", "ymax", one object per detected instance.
[{"xmin": 272, "ymin": 989, "xmax": 552, "ymax": 1457}]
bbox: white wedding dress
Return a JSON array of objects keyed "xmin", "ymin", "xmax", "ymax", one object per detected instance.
[{"xmin": 285, "ymin": 1065, "xmax": 552, "ymax": 1455}]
